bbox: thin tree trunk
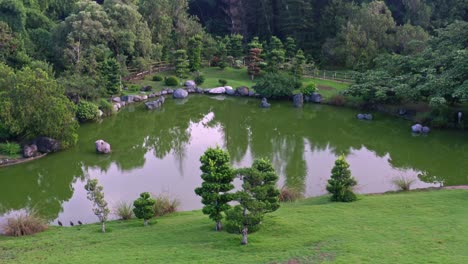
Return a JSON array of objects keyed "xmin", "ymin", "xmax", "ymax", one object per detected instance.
[
  {"xmin": 144, "ymin": 219, "xmax": 148, "ymax": 226},
  {"xmin": 101, "ymin": 222, "xmax": 106, "ymax": 233},
  {"xmin": 241, "ymin": 226, "xmax": 248, "ymax": 245},
  {"xmin": 216, "ymin": 221, "xmax": 222, "ymax": 231}
]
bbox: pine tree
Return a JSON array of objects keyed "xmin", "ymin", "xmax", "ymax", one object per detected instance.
[
  {"xmin": 291, "ymin": 49, "xmax": 305, "ymax": 80},
  {"xmin": 84, "ymin": 179, "xmax": 110, "ymax": 233},
  {"xmin": 247, "ymin": 48, "xmax": 262, "ymax": 80},
  {"xmin": 188, "ymin": 35, "xmax": 202, "ymax": 72},
  {"xmin": 285, "ymin": 37, "xmax": 297, "ymax": 61},
  {"xmin": 101, "ymin": 58, "xmax": 121, "ymax": 96},
  {"xmin": 174, "ymin": 49, "xmax": 189, "ymax": 78},
  {"xmin": 326, "ymin": 155, "xmax": 358, "ymax": 202},
  {"xmin": 265, "ymin": 36, "xmax": 285, "ymax": 73},
  {"xmin": 195, "ymin": 147, "xmax": 235, "ymax": 231},
  {"xmin": 133, "ymin": 192, "xmax": 156, "ymax": 226}
]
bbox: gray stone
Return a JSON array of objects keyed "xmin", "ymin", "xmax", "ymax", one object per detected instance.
[
  {"xmin": 195, "ymin": 87, "xmax": 204, "ymax": 93},
  {"xmin": 187, "ymin": 87, "xmax": 196, "ymax": 93},
  {"xmin": 225, "ymin": 87, "xmax": 235, "ymax": 95},
  {"xmin": 185, "ymin": 80, "xmax": 196, "ymax": 87},
  {"xmin": 364, "ymin": 114, "xmax": 373, "ymax": 121},
  {"xmin": 248, "ymin": 91, "xmax": 255, "ymax": 97},
  {"xmin": 173, "ymin": 88, "xmax": 188, "ymax": 99},
  {"xmin": 148, "ymin": 93, "xmax": 156, "ymax": 98},
  {"xmin": 133, "ymin": 95, "xmax": 144, "ymax": 102},
  {"xmin": 209, "ymin": 87, "xmax": 226, "ymax": 94},
  {"xmin": 412, "ymin": 124, "xmax": 423, "ymax": 133},
  {"xmin": 422, "ymin": 126, "xmax": 430, "ymax": 133},
  {"xmin": 121, "ymin": 95, "xmax": 134, "ymax": 103},
  {"xmin": 34, "ymin": 137, "xmax": 60, "ymax": 153},
  {"xmin": 97, "ymin": 110, "xmax": 104, "ymax": 117},
  {"xmin": 95, "ymin": 140, "xmax": 111, "ymax": 154},
  {"xmin": 145, "ymin": 97, "xmax": 165, "ymax": 110},
  {"xmin": 236, "ymin": 86, "xmax": 250, "ymax": 96},
  {"xmin": 310, "ymin": 92, "xmax": 322, "ymax": 103},
  {"xmin": 166, "ymin": 89, "xmax": 174, "ymax": 94},
  {"xmin": 260, "ymin": 98, "xmax": 271, "ymax": 108},
  {"xmin": 161, "ymin": 90, "xmax": 168, "ymax": 95},
  {"xmin": 112, "ymin": 97, "xmax": 121, "ymax": 103},
  {"xmin": 293, "ymin": 93, "xmax": 304, "ymax": 108},
  {"xmin": 357, "ymin": 114, "xmax": 365, "ymax": 120},
  {"xmin": 23, "ymin": 144, "xmax": 38, "ymax": 158}
]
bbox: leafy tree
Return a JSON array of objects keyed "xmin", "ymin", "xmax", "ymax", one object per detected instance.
[
  {"xmin": 174, "ymin": 49, "xmax": 189, "ymax": 78},
  {"xmin": 194, "ymin": 147, "xmax": 235, "ymax": 231},
  {"xmin": 76, "ymin": 101, "xmax": 99, "ymax": 122},
  {"xmin": 100, "ymin": 57, "xmax": 121, "ymax": 96},
  {"xmin": 284, "ymin": 37, "xmax": 297, "ymax": 61},
  {"xmin": 254, "ymin": 73, "xmax": 298, "ymax": 99},
  {"xmin": 265, "ymin": 36, "xmax": 285, "ymax": 73},
  {"xmin": 84, "ymin": 179, "xmax": 110, "ymax": 233},
  {"xmin": 326, "ymin": 155, "xmax": 357, "ymax": 202},
  {"xmin": 227, "ymin": 34, "xmax": 244, "ymax": 59},
  {"xmin": 188, "ymin": 35, "xmax": 202, "ymax": 72},
  {"xmin": 247, "ymin": 36, "xmax": 262, "ymax": 49},
  {"xmin": 133, "ymin": 192, "xmax": 156, "ymax": 226},
  {"xmin": 226, "ymin": 158, "xmax": 280, "ymax": 245},
  {"xmin": 247, "ymin": 48, "xmax": 262, "ymax": 80}
]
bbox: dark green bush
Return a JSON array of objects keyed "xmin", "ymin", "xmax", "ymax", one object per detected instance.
[
  {"xmin": 254, "ymin": 73, "xmax": 296, "ymax": 98},
  {"xmin": 225, "ymin": 206, "xmax": 261, "ymax": 234},
  {"xmin": 326, "ymin": 155, "xmax": 357, "ymax": 202},
  {"xmin": 76, "ymin": 101, "xmax": 99, "ymax": 122},
  {"xmin": 129, "ymin": 84, "xmax": 140, "ymax": 92},
  {"xmin": 99, "ymin": 99, "xmax": 114, "ymax": 116},
  {"xmin": 0, "ymin": 123, "xmax": 11, "ymax": 140},
  {"xmin": 194, "ymin": 75, "xmax": 205, "ymax": 85},
  {"xmin": 165, "ymin": 76, "xmax": 179, "ymax": 86},
  {"xmin": 218, "ymin": 79, "xmax": 228, "ymax": 86},
  {"xmin": 152, "ymin": 75, "xmax": 163, "ymax": 81},
  {"xmin": 300, "ymin": 83, "xmax": 317, "ymax": 96},
  {"xmin": 0, "ymin": 142, "xmax": 21, "ymax": 157}
]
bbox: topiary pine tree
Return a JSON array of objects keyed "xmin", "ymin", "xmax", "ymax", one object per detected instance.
[
  {"xmin": 188, "ymin": 35, "xmax": 202, "ymax": 72},
  {"xmin": 133, "ymin": 192, "xmax": 156, "ymax": 226},
  {"xmin": 326, "ymin": 155, "xmax": 358, "ymax": 202},
  {"xmin": 247, "ymin": 48, "xmax": 262, "ymax": 80},
  {"xmin": 174, "ymin": 49, "xmax": 189, "ymax": 79},
  {"xmin": 195, "ymin": 147, "xmax": 235, "ymax": 231},
  {"xmin": 84, "ymin": 179, "xmax": 110, "ymax": 233},
  {"xmin": 226, "ymin": 158, "xmax": 280, "ymax": 245}
]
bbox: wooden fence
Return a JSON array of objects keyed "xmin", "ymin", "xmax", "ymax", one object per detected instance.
[
  {"xmin": 123, "ymin": 61, "xmax": 173, "ymax": 81},
  {"xmin": 304, "ymin": 68, "xmax": 356, "ymax": 83}
]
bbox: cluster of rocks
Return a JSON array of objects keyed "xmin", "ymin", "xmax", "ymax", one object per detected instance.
[
  {"xmin": 95, "ymin": 140, "xmax": 111, "ymax": 154},
  {"xmin": 357, "ymin": 113, "xmax": 374, "ymax": 121},
  {"xmin": 23, "ymin": 137, "xmax": 61, "ymax": 158},
  {"xmin": 145, "ymin": 96, "xmax": 165, "ymax": 110},
  {"xmin": 291, "ymin": 93, "xmax": 323, "ymax": 108},
  {"xmin": 411, "ymin": 124, "xmax": 430, "ymax": 134}
]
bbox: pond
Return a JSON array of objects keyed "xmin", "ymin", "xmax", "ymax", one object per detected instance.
[{"xmin": 1, "ymin": 95, "xmax": 467, "ymax": 226}]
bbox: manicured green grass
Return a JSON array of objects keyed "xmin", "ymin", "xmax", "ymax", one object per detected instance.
[
  {"xmin": 2, "ymin": 190, "xmax": 468, "ymax": 263},
  {"xmin": 302, "ymin": 77, "xmax": 350, "ymax": 99}
]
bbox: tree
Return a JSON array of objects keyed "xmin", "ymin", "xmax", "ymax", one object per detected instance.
[
  {"xmin": 291, "ymin": 49, "xmax": 305, "ymax": 80},
  {"xmin": 254, "ymin": 73, "xmax": 298, "ymax": 99},
  {"xmin": 133, "ymin": 192, "xmax": 156, "ymax": 226},
  {"xmin": 227, "ymin": 34, "xmax": 244, "ymax": 59},
  {"xmin": 226, "ymin": 158, "xmax": 280, "ymax": 245},
  {"xmin": 265, "ymin": 36, "xmax": 285, "ymax": 73},
  {"xmin": 174, "ymin": 49, "xmax": 189, "ymax": 79},
  {"xmin": 188, "ymin": 35, "xmax": 202, "ymax": 72},
  {"xmin": 247, "ymin": 48, "xmax": 262, "ymax": 80},
  {"xmin": 100, "ymin": 57, "xmax": 121, "ymax": 96},
  {"xmin": 284, "ymin": 37, "xmax": 297, "ymax": 61},
  {"xmin": 326, "ymin": 155, "xmax": 357, "ymax": 202},
  {"xmin": 84, "ymin": 179, "xmax": 110, "ymax": 233},
  {"xmin": 194, "ymin": 147, "xmax": 235, "ymax": 231}
]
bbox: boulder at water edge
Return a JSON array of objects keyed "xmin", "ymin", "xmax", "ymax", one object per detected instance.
[
  {"xmin": 293, "ymin": 93, "xmax": 304, "ymax": 108},
  {"xmin": 173, "ymin": 89, "xmax": 188, "ymax": 99},
  {"xmin": 260, "ymin": 98, "xmax": 271, "ymax": 108},
  {"xmin": 422, "ymin": 126, "xmax": 430, "ymax": 133},
  {"xmin": 310, "ymin": 92, "xmax": 322, "ymax": 103},
  {"xmin": 411, "ymin": 124, "xmax": 423, "ymax": 133},
  {"xmin": 23, "ymin": 144, "xmax": 38, "ymax": 158},
  {"xmin": 185, "ymin": 80, "xmax": 196, "ymax": 87},
  {"xmin": 145, "ymin": 97, "xmax": 165, "ymax": 110},
  {"xmin": 357, "ymin": 114, "xmax": 365, "ymax": 120},
  {"xmin": 209, "ymin": 87, "xmax": 226, "ymax": 94},
  {"xmin": 225, "ymin": 86, "xmax": 235, "ymax": 95},
  {"xmin": 95, "ymin": 140, "xmax": 111, "ymax": 154},
  {"xmin": 34, "ymin": 137, "xmax": 61, "ymax": 153},
  {"xmin": 235, "ymin": 86, "xmax": 249, "ymax": 96}
]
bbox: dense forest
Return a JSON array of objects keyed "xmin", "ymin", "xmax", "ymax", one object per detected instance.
[{"xmin": 0, "ymin": 0, "xmax": 466, "ymax": 149}]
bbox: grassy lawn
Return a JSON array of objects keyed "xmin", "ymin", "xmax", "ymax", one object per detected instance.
[
  {"xmin": 127, "ymin": 67, "xmax": 350, "ymax": 99},
  {"xmin": 1, "ymin": 189, "xmax": 467, "ymax": 263}
]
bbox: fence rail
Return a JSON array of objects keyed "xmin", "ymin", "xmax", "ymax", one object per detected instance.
[
  {"xmin": 123, "ymin": 61, "xmax": 173, "ymax": 81},
  {"xmin": 304, "ymin": 68, "xmax": 356, "ymax": 83}
]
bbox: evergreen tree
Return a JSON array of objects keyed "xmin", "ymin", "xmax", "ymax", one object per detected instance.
[
  {"xmin": 174, "ymin": 49, "xmax": 189, "ymax": 78},
  {"xmin": 291, "ymin": 49, "xmax": 305, "ymax": 80},
  {"xmin": 247, "ymin": 48, "xmax": 262, "ymax": 80},
  {"xmin": 188, "ymin": 34, "xmax": 202, "ymax": 72},
  {"xmin": 84, "ymin": 179, "xmax": 110, "ymax": 233},
  {"xmin": 326, "ymin": 155, "xmax": 358, "ymax": 202},
  {"xmin": 265, "ymin": 36, "xmax": 285, "ymax": 73},
  {"xmin": 133, "ymin": 192, "xmax": 156, "ymax": 226},
  {"xmin": 227, "ymin": 34, "xmax": 244, "ymax": 59},
  {"xmin": 284, "ymin": 37, "xmax": 297, "ymax": 61},
  {"xmin": 101, "ymin": 58, "xmax": 121, "ymax": 96},
  {"xmin": 194, "ymin": 147, "xmax": 235, "ymax": 231}
]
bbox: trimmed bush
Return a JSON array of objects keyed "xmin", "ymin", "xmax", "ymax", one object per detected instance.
[
  {"xmin": 152, "ymin": 75, "xmax": 163, "ymax": 81},
  {"xmin": 165, "ymin": 76, "xmax": 179, "ymax": 86},
  {"xmin": 194, "ymin": 75, "xmax": 205, "ymax": 85},
  {"xmin": 0, "ymin": 142, "xmax": 21, "ymax": 157},
  {"xmin": 300, "ymin": 83, "xmax": 317, "ymax": 96},
  {"xmin": 114, "ymin": 201, "xmax": 134, "ymax": 220},
  {"xmin": 152, "ymin": 194, "xmax": 180, "ymax": 217},
  {"xmin": 326, "ymin": 155, "xmax": 357, "ymax": 202},
  {"xmin": 254, "ymin": 73, "xmax": 297, "ymax": 99},
  {"xmin": 218, "ymin": 79, "xmax": 228, "ymax": 86},
  {"xmin": 99, "ymin": 99, "xmax": 115, "ymax": 117},
  {"xmin": 2, "ymin": 210, "xmax": 48, "ymax": 237},
  {"xmin": 76, "ymin": 101, "xmax": 99, "ymax": 122}
]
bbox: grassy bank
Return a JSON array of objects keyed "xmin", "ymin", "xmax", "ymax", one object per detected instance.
[{"xmin": 1, "ymin": 190, "xmax": 467, "ymax": 263}]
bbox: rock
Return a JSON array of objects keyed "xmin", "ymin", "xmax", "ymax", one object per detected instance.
[
  {"xmin": 310, "ymin": 92, "xmax": 322, "ymax": 103},
  {"xmin": 357, "ymin": 114, "xmax": 365, "ymax": 120},
  {"xmin": 133, "ymin": 95, "xmax": 144, "ymax": 102},
  {"xmin": 412, "ymin": 124, "xmax": 423, "ymax": 133},
  {"xmin": 173, "ymin": 88, "xmax": 188, "ymax": 99},
  {"xmin": 113, "ymin": 103, "xmax": 120, "ymax": 112},
  {"xmin": 155, "ymin": 91, "xmax": 162, "ymax": 96},
  {"xmin": 209, "ymin": 87, "xmax": 226, "ymax": 94},
  {"xmin": 23, "ymin": 144, "xmax": 38, "ymax": 158},
  {"xmin": 187, "ymin": 87, "xmax": 196, "ymax": 93},
  {"xmin": 121, "ymin": 95, "xmax": 134, "ymax": 103},
  {"xmin": 166, "ymin": 89, "xmax": 174, "ymax": 94},
  {"xmin": 148, "ymin": 93, "xmax": 156, "ymax": 98},
  {"xmin": 145, "ymin": 97, "xmax": 165, "ymax": 110},
  {"xmin": 293, "ymin": 93, "xmax": 304, "ymax": 108},
  {"xmin": 97, "ymin": 110, "xmax": 104, "ymax": 117},
  {"xmin": 95, "ymin": 140, "xmax": 111, "ymax": 154},
  {"xmin": 398, "ymin": 109, "xmax": 407, "ymax": 115},
  {"xmin": 225, "ymin": 87, "xmax": 235, "ymax": 95},
  {"xmin": 34, "ymin": 137, "xmax": 60, "ymax": 153},
  {"xmin": 185, "ymin": 80, "xmax": 196, "ymax": 87},
  {"xmin": 203, "ymin": 88, "xmax": 211, "ymax": 93},
  {"xmin": 422, "ymin": 126, "xmax": 430, "ymax": 133},
  {"xmin": 195, "ymin": 87, "xmax": 204, "ymax": 93},
  {"xmin": 112, "ymin": 97, "xmax": 121, "ymax": 103},
  {"xmin": 141, "ymin": 86, "xmax": 152, "ymax": 92},
  {"xmin": 248, "ymin": 91, "xmax": 255, "ymax": 97},
  {"xmin": 260, "ymin": 98, "xmax": 271, "ymax": 108},
  {"xmin": 120, "ymin": 101, "xmax": 126, "ymax": 107},
  {"xmin": 364, "ymin": 114, "xmax": 373, "ymax": 120},
  {"xmin": 161, "ymin": 90, "xmax": 168, "ymax": 95},
  {"xmin": 235, "ymin": 86, "xmax": 250, "ymax": 96}
]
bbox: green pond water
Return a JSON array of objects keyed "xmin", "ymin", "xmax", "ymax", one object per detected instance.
[{"xmin": 1, "ymin": 95, "xmax": 467, "ymax": 225}]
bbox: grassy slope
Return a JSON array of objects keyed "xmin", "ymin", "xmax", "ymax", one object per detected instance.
[{"xmin": 1, "ymin": 190, "xmax": 467, "ymax": 264}]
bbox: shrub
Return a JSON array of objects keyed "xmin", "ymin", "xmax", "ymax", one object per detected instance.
[
  {"xmin": 300, "ymin": 83, "xmax": 317, "ymax": 96},
  {"xmin": 0, "ymin": 142, "xmax": 21, "ymax": 157},
  {"xmin": 129, "ymin": 84, "xmax": 140, "ymax": 92},
  {"xmin": 152, "ymin": 75, "xmax": 163, "ymax": 81},
  {"xmin": 0, "ymin": 123, "xmax": 11, "ymax": 140},
  {"xmin": 254, "ymin": 73, "xmax": 297, "ymax": 98},
  {"xmin": 152, "ymin": 195, "xmax": 180, "ymax": 217},
  {"xmin": 165, "ymin": 76, "xmax": 179, "ymax": 86},
  {"xmin": 2, "ymin": 210, "xmax": 48, "ymax": 237},
  {"xmin": 133, "ymin": 192, "xmax": 156, "ymax": 226},
  {"xmin": 279, "ymin": 186, "xmax": 303, "ymax": 202},
  {"xmin": 218, "ymin": 79, "xmax": 228, "ymax": 86},
  {"xmin": 76, "ymin": 101, "xmax": 99, "ymax": 122},
  {"xmin": 392, "ymin": 176, "xmax": 416, "ymax": 191},
  {"xmin": 114, "ymin": 201, "xmax": 134, "ymax": 220},
  {"xmin": 329, "ymin": 94, "xmax": 346, "ymax": 106},
  {"xmin": 225, "ymin": 206, "xmax": 260, "ymax": 234},
  {"xmin": 99, "ymin": 99, "xmax": 115, "ymax": 117},
  {"xmin": 194, "ymin": 75, "xmax": 205, "ymax": 85},
  {"xmin": 326, "ymin": 155, "xmax": 358, "ymax": 202}
]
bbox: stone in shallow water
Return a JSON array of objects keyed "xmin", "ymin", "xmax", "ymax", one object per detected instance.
[
  {"xmin": 293, "ymin": 93, "xmax": 303, "ymax": 108},
  {"xmin": 173, "ymin": 89, "xmax": 188, "ymax": 99},
  {"xmin": 209, "ymin": 87, "xmax": 226, "ymax": 94},
  {"xmin": 95, "ymin": 140, "xmax": 111, "ymax": 154},
  {"xmin": 260, "ymin": 98, "xmax": 271, "ymax": 108}
]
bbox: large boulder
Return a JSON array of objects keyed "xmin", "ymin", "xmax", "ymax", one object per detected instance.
[
  {"xmin": 422, "ymin": 126, "xmax": 430, "ymax": 134},
  {"xmin": 173, "ymin": 89, "xmax": 188, "ymax": 99},
  {"xmin": 209, "ymin": 87, "xmax": 226, "ymax": 94},
  {"xmin": 112, "ymin": 97, "xmax": 121, "ymax": 103},
  {"xmin": 260, "ymin": 98, "xmax": 271, "ymax": 108},
  {"xmin": 310, "ymin": 92, "xmax": 322, "ymax": 103},
  {"xmin": 411, "ymin": 124, "xmax": 423, "ymax": 133},
  {"xmin": 357, "ymin": 114, "xmax": 365, "ymax": 120},
  {"xmin": 121, "ymin": 95, "xmax": 134, "ymax": 103},
  {"xmin": 185, "ymin": 80, "xmax": 196, "ymax": 87},
  {"xmin": 225, "ymin": 86, "xmax": 235, "ymax": 95},
  {"xmin": 34, "ymin": 137, "xmax": 61, "ymax": 153},
  {"xmin": 145, "ymin": 97, "xmax": 165, "ymax": 110},
  {"xmin": 235, "ymin": 86, "xmax": 250, "ymax": 96},
  {"xmin": 364, "ymin": 114, "xmax": 373, "ymax": 121},
  {"xmin": 95, "ymin": 140, "xmax": 111, "ymax": 154},
  {"xmin": 23, "ymin": 144, "xmax": 38, "ymax": 158},
  {"xmin": 293, "ymin": 93, "xmax": 304, "ymax": 108}
]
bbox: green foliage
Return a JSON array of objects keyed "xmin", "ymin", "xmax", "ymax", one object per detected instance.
[
  {"xmin": 152, "ymin": 75, "xmax": 163, "ymax": 82},
  {"xmin": 114, "ymin": 201, "xmax": 134, "ymax": 220},
  {"xmin": 152, "ymin": 195, "xmax": 180, "ymax": 217},
  {"xmin": 101, "ymin": 58, "xmax": 121, "ymax": 96},
  {"xmin": 218, "ymin": 79, "xmax": 228, "ymax": 86},
  {"xmin": 247, "ymin": 47, "xmax": 262, "ymax": 80},
  {"xmin": 174, "ymin": 49, "xmax": 190, "ymax": 78},
  {"xmin": 0, "ymin": 141, "xmax": 21, "ymax": 157},
  {"xmin": 133, "ymin": 192, "xmax": 156, "ymax": 226},
  {"xmin": 99, "ymin": 99, "xmax": 114, "ymax": 117},
  {"xmin": 188, "ymin": 35, "xmax": 202, "ymax": 72},
  {"xmin": 194, "ymin": 147, "xmax": 235, "ymax": 231},
  {"xmin": 165, "ymin": 76, "xmax": 179, "ymax": 87},
  {"xmin": 76, "ymin": 101, "xmax": 99, "ymax": 122},
  {"xmin": 2, "ymin": 209, "xmax": 48, "ymax": 237},
  {"xmin": 326, "ymin": 155, "xmax": 357, "ymax": 202},
  {"xmin": 227, "ymin": 34, "xmax": 244, "ymax": 58},
  {"xmin": 84, "ymin": 179, "xmax": 110, "ymax": 233},
  {"xmin": 291, "ymin": 49, "xmax": 305, "ymax": 79},
  {"xmin": 194, "ymin": 75, "xmax": 205, "ymax": 85},
  {"xmin": 265, "ymin": 36, "xmax": 285, "ymax": 73},
  {"xmin": 254, "ymin": 73, "xmax": 296, "ymax": 99},
  {"xmin": 300, "ymin": 83, "xmax": 317, "ymax": 96}
]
